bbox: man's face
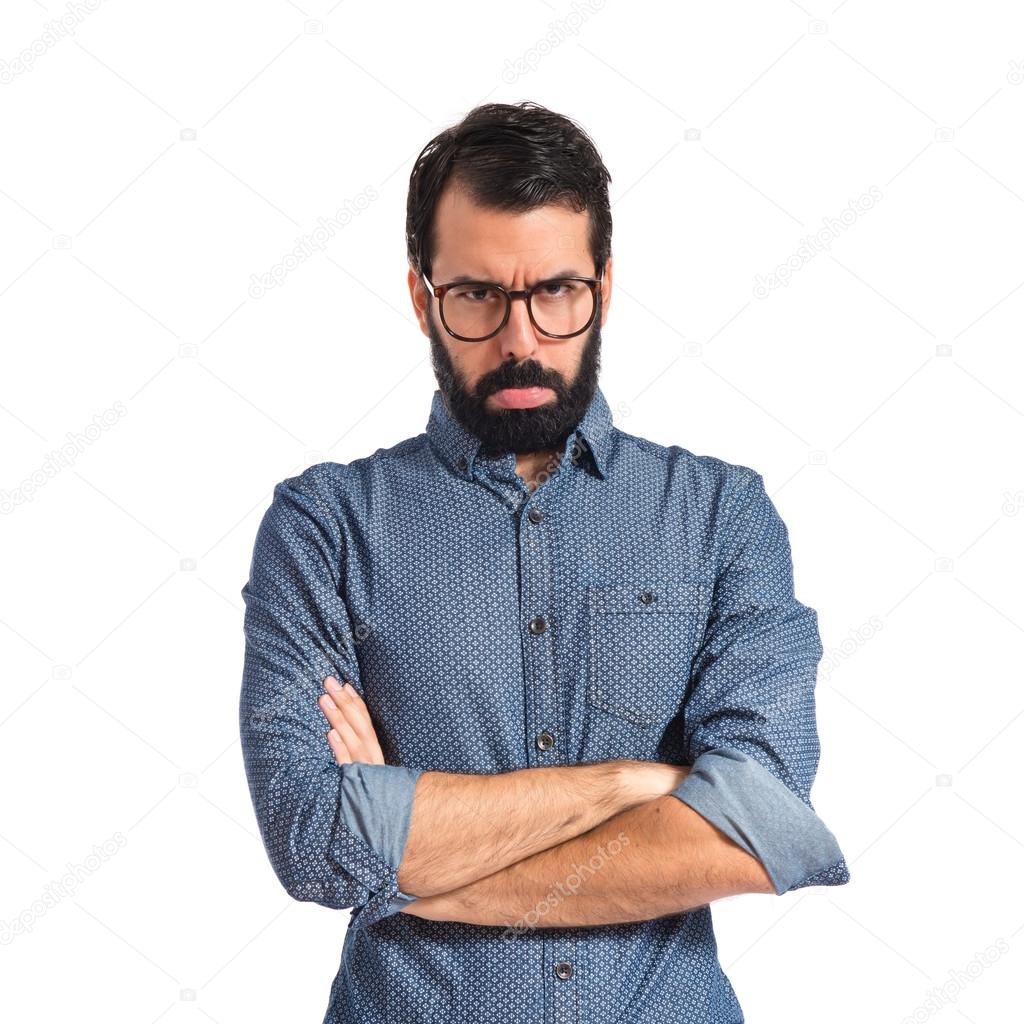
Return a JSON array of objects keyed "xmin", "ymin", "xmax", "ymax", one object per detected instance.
[{"xmin": 408, "ymin": 185, "xmax": 613, "ymax": 459}]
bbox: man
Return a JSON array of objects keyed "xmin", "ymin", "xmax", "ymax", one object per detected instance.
[{"xmin": 240, "ymin": 100, "xmax": 849, "ymax": 1024}]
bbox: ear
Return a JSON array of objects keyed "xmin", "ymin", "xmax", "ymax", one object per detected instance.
[
  {"xmin": 407, "ymin": 266, "xmax": 432, "ymax": 338},
  {"xmin": 599, "ymin": 256, "xmax": 613, "ymax": 325}
]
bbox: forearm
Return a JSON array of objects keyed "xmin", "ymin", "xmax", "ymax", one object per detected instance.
[
  {"xmin": 397, "ymin": 760, "xmax": 686, "ymax": 897},
  {"xmin": 402, "ymin": 791, "xmax": 774, "ymax": 927}
]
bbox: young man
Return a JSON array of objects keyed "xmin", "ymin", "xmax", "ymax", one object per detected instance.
[{"xmin": 240, "ymin": 100, "xmax": 849, "ymax": 1024}]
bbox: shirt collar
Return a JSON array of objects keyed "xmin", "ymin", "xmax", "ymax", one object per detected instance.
[{"xmin": 425, "ymin": 384, "xmax": 613, "ymax": 481}]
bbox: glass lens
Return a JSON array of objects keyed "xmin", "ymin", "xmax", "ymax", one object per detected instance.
[
  {"xmin": 530, "ymin": 279, "xmax": 595, "ymax": 337},
  {"xmin": 442, "ymin": 280, "xmax": 595, "ymax": 339},
  {"xmin": 443, "ymin": 284, "xmax": 508, "ymax": 339}
]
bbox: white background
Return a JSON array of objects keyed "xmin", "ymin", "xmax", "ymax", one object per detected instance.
[{"xmin": 2, "ymin": 1, "xmax": 1023, "ymax": 1021}]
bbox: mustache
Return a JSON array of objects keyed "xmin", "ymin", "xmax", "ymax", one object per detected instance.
[{"xmin": 476, "ymin": 361, "xmax": 566, "ymax": 398}]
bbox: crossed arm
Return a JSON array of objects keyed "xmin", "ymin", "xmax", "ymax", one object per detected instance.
[
  {"xmin": 402, "ymin": 778, "xmax": 775, "ymax": 928},
  {"xmin": 317, "ymin": 676, "xmax": 774, "ymax": 930},
  {"xmin": 242, "ymin": 469, "xmax": 847, "ymax": 929}
]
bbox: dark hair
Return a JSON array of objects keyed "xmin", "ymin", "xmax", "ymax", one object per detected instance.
[{"xmin": 406, "ymin": 101, "xmax": 613, "ymax": 284}]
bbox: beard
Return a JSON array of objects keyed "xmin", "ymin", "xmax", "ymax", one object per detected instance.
[{"xmin": 427, "ymin": 295, "xmax": 603, "ymax": 460}]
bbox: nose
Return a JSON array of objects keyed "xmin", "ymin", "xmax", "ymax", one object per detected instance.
[{"xmin": 497, "ymin": 293, "xmax": 542, "ymax": 361}]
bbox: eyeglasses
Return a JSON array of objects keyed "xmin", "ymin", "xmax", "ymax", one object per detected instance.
[{"xmin": 423, "ymin": 271, "xmax": 602, "ymax": 342}]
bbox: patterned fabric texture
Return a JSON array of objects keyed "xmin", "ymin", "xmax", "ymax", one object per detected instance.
[{"xmin": 239, "ymin": 384, "xmax": 849, "ymax": 1023}]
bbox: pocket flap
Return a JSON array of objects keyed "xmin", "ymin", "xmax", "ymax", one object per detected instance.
[{"xmin": 586, "ymin": 579, "xmax": 710, "ymax": 615}]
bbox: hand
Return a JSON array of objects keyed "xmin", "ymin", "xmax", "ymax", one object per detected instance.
[
  {"xmin": 397, "ymin": 893, "xmax": 448, "ymax": 920},
  {"xmin": 617, "ymin": 759, "xmax": 691, "ymax": 806},
  {"xmin": 318, "ymin": 677, "xmax": 386, "ymax": 766}
]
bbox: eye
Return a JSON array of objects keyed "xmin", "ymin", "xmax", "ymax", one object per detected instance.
[
  {"xmin": 536, "ymin": 280, "xmax": 579, "ymax": 300},
  {"xmin": 451, "ymin": 284, "xmax": 500, "ymax": 303}
]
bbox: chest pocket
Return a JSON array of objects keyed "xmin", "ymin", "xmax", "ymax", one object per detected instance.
[{"xmin": 586, "ymin": 579, "xmax": 711, "ymax": 728}]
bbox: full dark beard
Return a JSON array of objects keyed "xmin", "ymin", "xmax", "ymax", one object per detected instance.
[{"xmin": 427, "ymin": 295, "xmax": 603, "ymax": 459}]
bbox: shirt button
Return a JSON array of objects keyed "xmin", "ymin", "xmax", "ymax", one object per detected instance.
[
  {"xmin": 527, "ymin": 507, "xmax": 543, "ymax": 524},
  {"xmin": 528, "ymin": 615, "xmax": 548, "ymax": 635},
  {"xmin": 639, "ymin": 588, "xmax": 656, "ymax": 604},
  {"xmin": 554, "ymin": 961, "xmax": 573, "ymax": 980},
  {"xmin": 456, "ymin": 455, "xmax": 468, "ymax": 472},
  {"xmin": 535, "ymin": 731, "xmax": 554, "ymax": 752}
]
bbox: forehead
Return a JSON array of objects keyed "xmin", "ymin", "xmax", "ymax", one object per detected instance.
[{"xmin": 431, "ymin": 183, "xmax": 592, "ymax": 281}]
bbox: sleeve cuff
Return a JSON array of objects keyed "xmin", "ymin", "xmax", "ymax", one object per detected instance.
[
  {"xmin": 338, "ymin": 763, "xmax": 423, "ymax": 920},
  {"xmin": 383, "ymin": 888, "xmax": 420, "ymax": 916},
  {"xmin": 668, "ymin": 746, "xmax": 850, "ymax": 894}
]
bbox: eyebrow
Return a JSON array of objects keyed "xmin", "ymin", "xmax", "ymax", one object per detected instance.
[{"xmin": 444, "ymin": 267, "xmax": 591, "ymax": 286}]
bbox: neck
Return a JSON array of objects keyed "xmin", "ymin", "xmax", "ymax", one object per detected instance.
[{"xmin": 515, "ymin": 448, "xmax": 562, "ymax": 491}]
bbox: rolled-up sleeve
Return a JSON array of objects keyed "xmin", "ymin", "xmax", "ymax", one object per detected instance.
[
  {"xmin": 239, "ymin": 466, "xmax": 416, "ymax": 930},
  {"xmin": 668, "ymin": 467, "xmax": 850, "ymax": 894},
  {"xmin": 338, "ymin": 762, "xmax": 422, "ymax": 914}
]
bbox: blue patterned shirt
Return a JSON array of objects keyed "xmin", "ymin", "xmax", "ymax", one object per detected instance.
[{"xmin": 239, "ymin": 384, "xmax": 850, "ymax": 1023}]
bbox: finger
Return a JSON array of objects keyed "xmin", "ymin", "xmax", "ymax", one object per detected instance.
[
  {"xmin": 319, "ymin": 685, "xmax": 362, "ymax": 743},
  {"xmin": 325, "ymin": 679, "xmax": 376, "ymax": 740},
  {"xmin": 327, "ymin": 728, "xmax": 350, "ymax": 765},
  {"xmin": 323, "ymin": 678, "xmax": 386, "ymax": 765},
  {"xmin": 318, "ymin": 692, "xmax": 348, "ymax": 733},
  {"xmin": 330, "ymin": 713, "xmax": 364, "ymax": 762},
  {"xmin": 320, "ymin": 691, "xmax": 380, "ymax": 765}
]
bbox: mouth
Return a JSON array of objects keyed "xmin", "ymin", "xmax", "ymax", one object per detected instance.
[{"xmin": 489, "ymin": 386, "xmax": 556, "ymax": 410}]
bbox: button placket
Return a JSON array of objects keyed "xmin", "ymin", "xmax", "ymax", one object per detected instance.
[
  {"xmin": 518, "ymin": 482, "xmax": 579, "ymax": 1020},
  {"xmin": 551, "ymin": 951, "xmax": 578, "ymax": 1023}
]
